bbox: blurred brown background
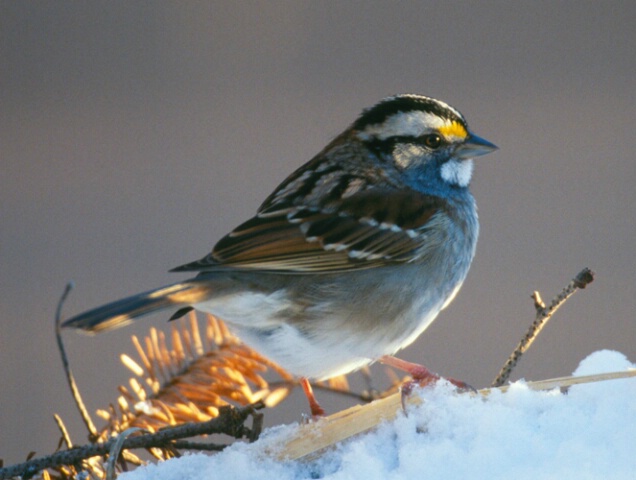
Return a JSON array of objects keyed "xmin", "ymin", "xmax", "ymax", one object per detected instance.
[{"xmin": 1, "ymin": 2, "xmax": 635, "ymax": 464}]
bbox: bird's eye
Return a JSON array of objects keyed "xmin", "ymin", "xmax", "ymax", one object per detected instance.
[{"xmin": 423, "ymin": 134, "xmax": 442, "ymax": 149}]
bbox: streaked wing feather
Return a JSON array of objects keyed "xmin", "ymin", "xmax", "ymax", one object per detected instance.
[{"xmin": 172, "ymin": 189, "xmax": 445, "ymax": 273}]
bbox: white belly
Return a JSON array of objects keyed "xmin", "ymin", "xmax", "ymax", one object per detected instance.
[{"xmin": 194, "ymin": 288, "xmax": 445, "ymax": 380}]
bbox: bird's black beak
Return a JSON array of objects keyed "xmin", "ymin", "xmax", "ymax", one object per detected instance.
[{"xmin": 456, "ymin": 133, "xmax": 498, "ymax": 159}]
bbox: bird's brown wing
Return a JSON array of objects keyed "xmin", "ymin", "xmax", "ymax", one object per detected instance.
[{"xmin": 171, "ymin": 189, "xmax": 447, "ymax": 274}]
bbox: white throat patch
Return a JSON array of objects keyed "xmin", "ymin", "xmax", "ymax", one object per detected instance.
[{"xmin": 441, "ymin": 159, "xmax": 474, "ymax": 187}]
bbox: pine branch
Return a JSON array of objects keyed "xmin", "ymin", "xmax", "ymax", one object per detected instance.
[
  {"xmin": 97, "ymin": 314, "xmax": 294, "ymax": 438},
  {"xmin": 0, "ymin": 404, "xmax": 263, "ymax": 480}
]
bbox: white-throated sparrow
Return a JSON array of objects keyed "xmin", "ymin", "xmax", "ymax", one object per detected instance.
[{"xmin": 64, "ymin": 94, "xmax": 497, "ymax": 415}]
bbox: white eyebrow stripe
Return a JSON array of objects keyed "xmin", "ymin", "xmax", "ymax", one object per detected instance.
[{"xmin": 357, "ymin": 110, "xmax": 449, "ymax": 140}]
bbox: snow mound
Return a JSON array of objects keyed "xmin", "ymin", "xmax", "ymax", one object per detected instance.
[{"xmin": 122, "ymin": 350, "xmax": 636, "ymax": 480}]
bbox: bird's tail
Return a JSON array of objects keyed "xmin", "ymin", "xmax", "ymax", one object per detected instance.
[{"xmin": 62, "ymin": 281, "xmax": 213, "ymax": 334}]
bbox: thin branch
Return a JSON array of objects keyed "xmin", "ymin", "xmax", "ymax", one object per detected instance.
[
  {"xmin": 53, "ymin": 414, "xmax": 73, "ymax": 450},
  {"xmin": 54, "ymin": 282, "xmax": 99, "ymax": 440},
  {"xmin": 264, "ymin": 377, "xmax": 386, "ymax": 405},
  {"xmin": 105, "ymin": 428, "xmax": 145, "ymax": 480},
  {"xmin": 171, "ymin": 441, "xmax": 226, "ymax": 452},
  {"xmin": 491, "ymin": 268, "xmax": 595, "ymax": 387},
  {"xmin": 0, "ymin": 404, "xmax": 263, "ymax": 480}
]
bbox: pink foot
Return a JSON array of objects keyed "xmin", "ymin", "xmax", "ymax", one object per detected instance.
[
  {"xmin": 379, "ymin": 355, "xmax": 474, "ymax": 410},
  {"xmin": 300, "ymin": 377, "xmax": 326, "ymax": 418}
]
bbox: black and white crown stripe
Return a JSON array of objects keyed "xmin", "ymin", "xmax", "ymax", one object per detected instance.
[{"xmin": 355, "ymin": 94, "xmax": 466, "ymax": 141}]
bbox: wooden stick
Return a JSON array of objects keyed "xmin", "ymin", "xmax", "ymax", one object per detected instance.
[{"xmin": 271, "ymin": 368, "xmax": 635, "ymax": 462}]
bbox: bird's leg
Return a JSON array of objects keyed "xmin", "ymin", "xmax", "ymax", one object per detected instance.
[
  {"xmin": 379, "ymin": 355, "xmax": 473, "ymax": 409},
  {"xmin": 300, "ymin": 377, "xmax": 326, "ymax": 417}
]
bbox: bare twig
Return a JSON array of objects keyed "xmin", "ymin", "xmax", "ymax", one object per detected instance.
[
  {"xmin": 105, "ymin": 428, "xmax": 145, "ymax": 480},
  {"xmin": 55, "ymin": 282, "xmax": 99, "ymax": 440},
  {"xmin": 0, "ymin": 404, "xmax": 263, "ymax": 480},
  {"xmin": 265, "ymin": 374, "xmax": 391, "ymax": 406},
  {"xmin": 491, "ymin": 268, "xmax": 595, "ymax": 387},
  {"xmin": 52, "ymin": 414, "xmax": 73, "ymax": 450},
  {"xmin": 171, "ymin": 441, "xmax": 226, "ymax": 451}
]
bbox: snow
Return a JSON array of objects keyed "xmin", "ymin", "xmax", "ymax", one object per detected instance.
[{"xmin": 122, "ymin": 350, "xmax": 635, "ymax": 480}]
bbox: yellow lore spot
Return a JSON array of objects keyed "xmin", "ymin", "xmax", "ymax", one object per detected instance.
[{"xmin": 438, "ymin": 121, "xmax": 468, "ymax": 141}]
